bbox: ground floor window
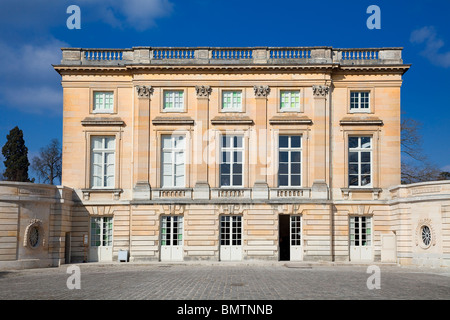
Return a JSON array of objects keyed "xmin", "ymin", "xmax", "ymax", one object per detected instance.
[
  {"xmin": 349, "ymin": 216, "xmax": 372, "ymax": 247},
  {"xmin": 90, "ymin": 216, "xmax": 113, "ymax": 247}
]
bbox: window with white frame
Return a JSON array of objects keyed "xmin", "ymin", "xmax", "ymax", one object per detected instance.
[
  {"xmin": 222, "ymin": 91, "xmax": 242, "ymax": 111},
  {"xmin": 349, "ymin": 216, "xmax": 372, "ymax": 247},
  {"xmin": 93, "ymin": 92, "xmax": 114, "ymax": 113},
  {"xmin": 350, "ymin": 91, "xmax": 370, "ymax": 111},
  {"xmin": 280, "ymin": 90, "xmax": 300, "ymax": 111},
  {"xmin": 220, "ymin": 135, "xmax": 243, "ymax": 187},
  {"xmin": 90, "ymin": 216, "xmax": 113, "ymax": 247},
  {"xmin": 348, "ymin": 136, "xmax": 372, "ymax": 187},
  {"xmin": 163, "ymin": 90, "xmax": 184, "ymax": 111},
  {"xmin": 161, "ymin": 135, "xmax": 185, "ymax": 188},
  {"xmin": 278, "ymin": 135, "xmax": 302, "ymax": 187},
  {"xmin": 91, "ymin": 137, "xmax": 115, "ymax": 188}
]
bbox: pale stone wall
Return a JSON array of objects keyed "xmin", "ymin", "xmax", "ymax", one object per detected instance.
[{"xmin": 0, "ymin": 182, "xmax": 73, "ymax": 269}]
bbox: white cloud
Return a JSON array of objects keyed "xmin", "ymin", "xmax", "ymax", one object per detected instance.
[
  {"xmin": 79, "ymin": 0, "xmax": 174, "ymax": 31},
  {"xmin": 0, "ymin": 38, "xmax": 68, "ymax": 115},
  {"xmin": 410, "ymin": 26, "xmax": 450, "ymax": 68}
]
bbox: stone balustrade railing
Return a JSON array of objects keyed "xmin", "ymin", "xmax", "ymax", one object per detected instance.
[{"xmin": 59, "ymin": 46, "xmax": 404, "ymax": 66}]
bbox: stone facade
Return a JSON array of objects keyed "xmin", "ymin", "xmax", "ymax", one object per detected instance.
[{"xmin": 1, "ymin": 46, "xmax": 449, "ymax": 269}]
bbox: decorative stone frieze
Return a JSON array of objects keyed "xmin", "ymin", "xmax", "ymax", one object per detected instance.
[
  {"xmin": 136, "ymin": 85, "xmax": 154, "ymax": 98},
  {"xmin": 312, "ymin": 85, "xmax": 329, "ymax": 97},
  {"xmin": 195, "ymin": 85, "xmax": 212, "ymax": 97},
  {"xmin": 253, "ymin": 85, "xmax": 270, "ymax": 97}
]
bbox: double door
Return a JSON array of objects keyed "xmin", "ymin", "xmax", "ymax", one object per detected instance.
[
  {"xmin": 160, "ymin": 216, "xmax": 184, "ymax": 261},
  {"xmin": 220, "ymin": 215, "xmax": 242, "ymax": 261}
]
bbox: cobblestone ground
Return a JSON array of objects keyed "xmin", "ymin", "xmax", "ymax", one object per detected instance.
[{"xmin": 0, "ymin": 262, "xmax": 450, "ymax": 300}]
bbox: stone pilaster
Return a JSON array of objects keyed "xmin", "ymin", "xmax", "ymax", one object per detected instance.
[
  {"xmin": 252, "ymin": 85, "xmax": 270, "ymax": 199},
  {"xmin": 311, "ymin": 85, "xmax": 329, "ymax": 199},
  {"xmin": 193, "ymin": 85, "xmax": 212, "ymax": 200},
  {"xmin": 133, "ymin": 85, "xmax": 153, "ymax": 200}
]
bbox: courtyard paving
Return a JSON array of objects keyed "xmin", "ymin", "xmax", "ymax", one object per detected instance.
[{"xmin": 0, "ymin": 261, "xmax": 449, "ymax": 300}]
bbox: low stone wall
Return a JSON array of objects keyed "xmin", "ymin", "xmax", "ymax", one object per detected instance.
[{"xmin": 0, "ymin": 182, "xmax": 74, "ymax": 270}]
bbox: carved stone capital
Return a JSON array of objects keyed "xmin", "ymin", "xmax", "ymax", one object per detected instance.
[
  {"xmin": 253, "ymin": 85, "xmax": 270, "ymax": 98},
  {"xmin": 312, "ymin": 85, "xmax": 329, "ymax": 97},
  {"xmin": 136, "ymin": 85, "xmax": 154, "ymax": 99},
  {"xmin": 195, "ymin": 85, "xmax": 212, "ymax": 97}
]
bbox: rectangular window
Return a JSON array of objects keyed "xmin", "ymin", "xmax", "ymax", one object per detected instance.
[
  {"xmin": 93, "ymin": 92, "xmax": 114, "ymax": 113},
  {"xmin": 91, "ymin": 137, "xmax": 115, "ymax": 188},
  {"xmin": 220, "ymin": 215, "xmax": 242, "ymax": 246},
  {"xmin": 348, "ymin": 136, "xmax": 372, "ymax": 187},
  {"xmin": 278, "ymin": 135, "xmax": 302, "ymax": 187},
  {"xmin": 163, "ymin": 90, "xmax": 184, "ymax": 111},
  {"xmin": 350, "ymin": 91, "xmax": 370, "ymax": 111},
  {"xmin": 220, "ymin": 135, "xmax": 243, "ymax": 187},
  {"xmin": 90, "ymin": 217, "xmax": 113, "ymax": 247},
  {"xmin": 222, "ymin": 91, "xmax": 242, "ymax": 111},
  {"xmin": 161, "ymin": 135, "xmax": 185, "ymax": 188},
  {"xmin": 161, "ymin": 216, "xmax": 183, "ymax": 246},
  {"xmin": 280, "ymin": 90, "xmax": 300, "ymax": 111},
  {"xmin": 349, "ymin": 216, "xmax": 372, "ymax": 247}
]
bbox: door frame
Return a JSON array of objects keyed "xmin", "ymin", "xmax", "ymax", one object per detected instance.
[
  {"xmin": 160, "ymin": 215, "xmax": 184, "ymax": 261},
  {"xmin": 219, "ymin": 215, "xmax": 243, "ymax": 261}
]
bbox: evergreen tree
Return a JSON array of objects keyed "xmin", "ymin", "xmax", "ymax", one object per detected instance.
[{"xmin": 2, "ymin": 126, "xmax": 31, "ymax": 182}]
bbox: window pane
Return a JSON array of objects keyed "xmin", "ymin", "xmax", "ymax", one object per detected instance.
[
  {"xmin": 279, "ymin": 163, "xmax": 288, "ymax": 174},
  {"xmin": 234, "ymin": 136, "xmax": 243, "ymax": 148},
  {"xmin": 349, "ymin": 137, "xmax": 359, "ymax": 148},
  {"xmin": 162, "ymin": 136, "xmax": 172, "ymax": 149},
  {"xmin": 291, "ymin": 152, "xmax": 301, "ymax": 163},
  {"xmin": 279, "ymin": 175, "xmax": 288, "ymax": 186},
  {"xmin": 361, "ymin": 175, "xmax": 371, "ymax": 186},
  {"xmin": 361, "ymin": 137, "xmax": 371, "ymax": 148},
  {"xmin": 291, "ymin": 136, "xmax": 301, "ymax": 148},
  {"xmin": 222, "ymin": 151, "xmax": 231, "ymax": 163},
  {"xmin": 222, "ymin": 136, "xmax": 231, "ymax": 148},
  {"xmin": 361, "ymin": 152, "xmax": 371, "ymax": 162},
  {"xmin": 279, "ymin": 152, "xmax": 288, "ymax": 163},
  {"xmin": 349, "ymin": 164, "xmax": 359, "ymax": 175},
  {"xmin": 361, "ymin": 164, "xmax": 371, "ymax": 175},
  {"xmin": 279, "ymin": 136, "xmax": 289, "ymax": 148},
  {"xmin": 232, "ymin": 175, "xmax": 242, "ymax": 186},
  {"xmin": 221, "ymin": 175, "xmax": 230, "ymax": 186},
  {"xmin": 291, "ymin": 163, "xmax": 301, "ymax": 174},
  {"xmin": 349, "ymin": 175, "xmax": 359, "ymax": 186},
  {"xmin": 221, "ymin": 164, "xmax": 230, "ymax": 174},
  {"xmin": 291, "ymin": 175, "xmax": 301, "ymax": 186},
  {"xmin": 233, "ymin": 164, "xmax": 242, "ymax": 174},
  {"xmin": 234, "ymin": 151, "xmax": 242, "ymax": 163},
  {"xmin": 349, "ymin": 152, "xmax": 358, "ymax": 163}
]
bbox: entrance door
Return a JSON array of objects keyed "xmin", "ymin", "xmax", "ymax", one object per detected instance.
[
  {"xmin": 220, "ymin": 215, "xmax": 242, "ymax": 261},
  {"xmin": 290, "ymin": 215, "xmax": 303, "ymax": 261},
  {"xmin": 89, "ymin": 217, "xmax": 113, "ymax": 262},
  {"xmin": 349, "ymin": 216, "xmax": 373, "ymax": 261},
  {"xmin": 279, "ymin": 215, "xmax": 303, "ymax": 261},
  {"xmin": 160, "ymin": 216, "xmax": 184, "ymax": 261},
  {"xmin": 65, "ymin": 232, "xmax": 71, "ymax": 264}
]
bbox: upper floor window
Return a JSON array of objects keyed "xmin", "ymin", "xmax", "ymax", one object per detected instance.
[
  {"xmin": 163, "ymin": 90, "xmax": 184, "ymax": 111},
  {"xmin": 220, "ymin": 135, "xmax": 243, "ymax": 187},
  {"xmin": 93, "ymin": 92, "xmax": 114, "ymax": 113},
  {"xmin": 280, "ymin": 90, "xmax": 300, "ymax": 112},
  {"xmin": 161, "ymin": 135, "xmax": 185, "ymax": 188},
  {"xmin": 278, "ymin": 135, "xmax": 302, "ymax": 187},
  {"xmin": 91, "ymin": 136, "xmax": 115, "ymax": 188},
  {"xmin": 222, "ymin": 91, "xmax": 242, "ymax": 112},
  {"xmin": 348, "ymin": 136, "xmax": 372, "ymax": 187},
  {"xmin": 350, "ymin": 91, "xmax": 370, "ymax": 112}
]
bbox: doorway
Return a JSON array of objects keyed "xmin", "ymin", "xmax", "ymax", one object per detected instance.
[{"xmin": 279, "ymin": 215, "xmax": 290, "ymax": 261}]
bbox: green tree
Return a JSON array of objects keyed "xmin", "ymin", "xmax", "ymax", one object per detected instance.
[
  {"xmin": 2, "ymin": 126, "xmax": 31, "ymax": 182},
  {"xmin": 31, "ymin": 139, "xmax": 62, "ymax": 185}
]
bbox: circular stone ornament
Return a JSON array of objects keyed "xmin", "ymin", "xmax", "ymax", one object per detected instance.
[
  {"xmin": 415, "ymin": 219, "xmax": 435, "ymax": 249},
  {"xmin": 23, "ymin": 219, "xmax": 45, "ymax": 249}
]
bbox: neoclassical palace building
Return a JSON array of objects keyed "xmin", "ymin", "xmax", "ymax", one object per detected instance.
[{"xmin": 1, "ymin": 46, "xmax": 450, "ymax": 269}]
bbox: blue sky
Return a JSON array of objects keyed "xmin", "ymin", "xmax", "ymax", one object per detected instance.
[{"xmin": 0, "ymin": 0, "xmax": 449, "ymax": 182}]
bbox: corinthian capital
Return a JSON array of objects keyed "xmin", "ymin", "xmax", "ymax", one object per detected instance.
[
  {"xmin": 136, "ymin": 85, "xmax": 154, "ymax": 98},
  {"xmin": 195, "ymin": 85, "xmax": 212, "ymax": 97},
  {"xmin": 312, "ymin": 85, "xmax": 329, "ymax": 97},
  {"xmin": 253, "ymin": 85, "xmax": 270, "ymax": 98}
]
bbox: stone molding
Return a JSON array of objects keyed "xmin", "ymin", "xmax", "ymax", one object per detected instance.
[{"xmin": 23, "ymin": 219, "xmax": 45, "ymax": 249}]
